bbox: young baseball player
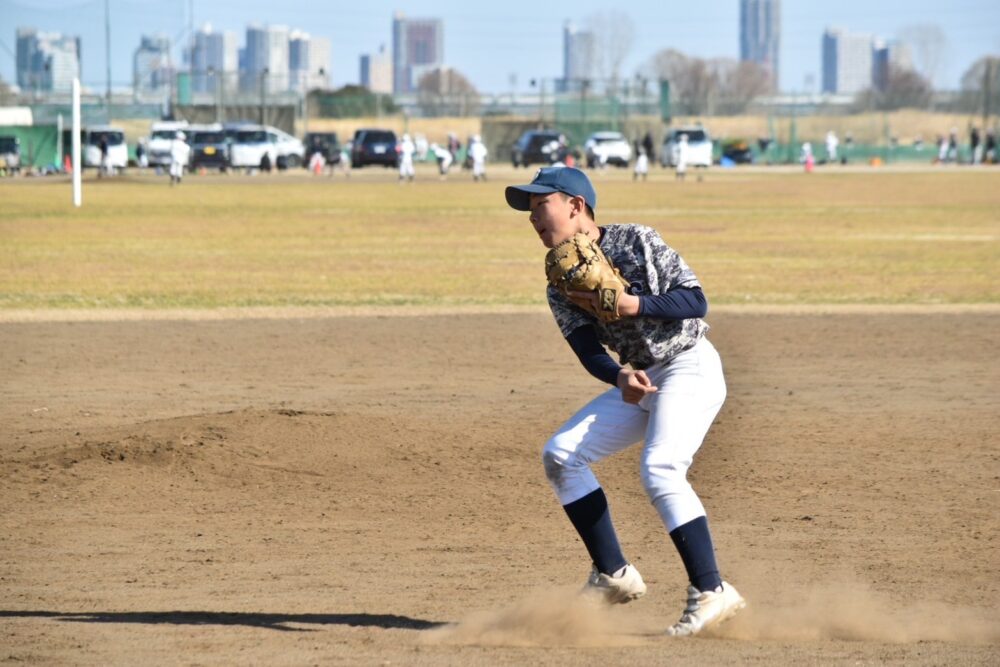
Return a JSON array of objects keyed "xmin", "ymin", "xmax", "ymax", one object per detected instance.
[
  {"xmin": 505, "ymin": 166, "xmax": 745, "ymax": 637},
  {"xmin": 399, "ymin": 133, "xmax": 416, "ymax": 182}
]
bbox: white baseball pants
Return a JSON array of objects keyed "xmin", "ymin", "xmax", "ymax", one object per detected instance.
[
  {"xmin": 399, "ymin": 156, "xmax": 414, "ymax": 178},
  {"xmin": 542, "ymin": 337, "xmax": 726, "ymax": 532}
]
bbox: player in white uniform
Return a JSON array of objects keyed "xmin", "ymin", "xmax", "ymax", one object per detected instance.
[
  {"xmin": 633, "ymin": 147, "xmax": 649, "ymax": 181},
  {"xmin": 399, "ymin": 133, "xmax": 416, "ymax": 182},
  {"xmin": 468, "ymin": 135, "xmax": 488, "ymax": 182},
  {"xmin": 505, "ymin": 166, "xmax": 746, "ymax": 637},
  {"xmin": 431, "ymin": 143, "xmax": 453, "ymax": 179},
  {"xmin": 169, "ymin": 131, "xmax": 191, "ymax": 186},
  {"xmin": 675, "ymin": 134, "xmax": 689, "ymax": 181},
  {"xmin": 825, "ymin": 130, "xmax": 839, "ymax": 164}
]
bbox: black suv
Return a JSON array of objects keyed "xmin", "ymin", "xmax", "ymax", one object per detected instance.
[
  {"xmin": 189, "ymin": 127, "xmax": 229, "ymax": 171},
  {"xmin": 0, "ymin": 135, "xmax": 20, "ymax": 174},
  {"xmin": 351, "ymin": 129, "xmax": 398, "ymax": 168},
  {"xmin": 511, "ymin": 130, "xmax": 562, "ymax": 167},
  {"xmin": 304, "ymin": 132, "xmax": 341, "ymax": 167}
]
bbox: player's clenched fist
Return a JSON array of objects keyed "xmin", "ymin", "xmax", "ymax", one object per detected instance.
[{"xmin": 617, "ymin": 369, "xmax": 658, "ymax": 404}]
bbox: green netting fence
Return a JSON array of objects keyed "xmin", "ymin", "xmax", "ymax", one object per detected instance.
[{"xmin": 0, "ymin": 125, "xmax": 60, "ymax": 169}]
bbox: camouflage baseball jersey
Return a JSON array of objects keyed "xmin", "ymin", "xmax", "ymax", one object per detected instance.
[{"xmin": 547, "ymin": 224, "xmax": 709, "ymax": 369}]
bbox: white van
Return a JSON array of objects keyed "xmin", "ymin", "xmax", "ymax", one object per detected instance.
[
  {"xmin": 228, "ymin": 124, "xmax": 304, "ymax": 170},
  {"xmin": 661, "ymin": 126, "xmax": 713, "ymax": 168},
  {"xmin": 83, "ymin": 126, "xmax": 128, "ymax": 171},
  {"xmin": 147, "ymin": 120, "xmax": 189, "ymax": 167}
]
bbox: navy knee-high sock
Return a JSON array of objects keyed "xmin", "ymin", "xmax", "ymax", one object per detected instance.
[
  {"xmin": 669, "ymin": 515, "xmax": 722, "ymax": 592},
  {"xmin": 563, "ymin": 488, "xmax": 628, "ymax": 575}
]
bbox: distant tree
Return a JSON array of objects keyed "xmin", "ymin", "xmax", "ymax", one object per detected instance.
[
  {"xmin": 416, "ymin": 67, "xmax": 480, "ymax": 116},
  {"xmin": 960, "ymin": 56, "xmax": 1000, "ymax": 118},
  {"xmin": 646, "ymin": 49, "xmax": 708, "ymax": 114},
  {"xmin": 643, "ymin": 50, "xmax": 771, "ymax": 115},
  {"xmin": 585, "ymin": 11, "xmax": 635, "ymax": 89},
  {"xmin": 311, "ymin": 85, "xmax": 398, "ymax": 118},
  {"xmin": 0, "ymin": 76, "xmax": 15, "ymax": 106},
  {"xmin": 712, "ymin": 59, "xmax": 774, "ymax": 113},
  {"xmin": 855, "ymin": 67, "xmax": 933, "ymax": 111},
  {"xmin": 899, "ymin": 24, "xmax": 948, "ymax": 87}
]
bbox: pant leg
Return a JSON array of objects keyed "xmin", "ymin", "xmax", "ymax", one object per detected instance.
[
  {"xmin": 639, "ymin": 338, "xmax": 727, "ymax": 531},
  {"xmin": 542, "ymin": 388, "xmax": 648, "ymax": 505}
]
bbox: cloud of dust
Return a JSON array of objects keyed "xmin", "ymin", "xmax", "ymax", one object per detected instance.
[
  {"xmin": 421, "ymin": 587, "xmax": 649, "ymax": 648},
  {"xmin": 711, "ymin": 579, "xmax": 1000, "ymax": 644},
  {"xmin": 424, "ymin": 578, "xmax": 999, "ymax": 647}
]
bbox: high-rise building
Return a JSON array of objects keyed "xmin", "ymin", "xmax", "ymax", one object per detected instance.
[
  {"xmin": 739, "ymin": 0, "xmax": 780, "ymax": 90},
  {"xmin": 561, "ymin": 21, "xmax": 596, "ymax": 92},
  {"xmin": 360, "ymin": 44, "xmax": 392, "ymax": 94},
  {"xmin": 242, "ymin": 24, "xmax": 290, "ymax": 92},
  {"xmin": 289, "ymin": 31, "xmax": 331, "ymax": 91},
  {"xmin": 16, "ymin": 27, "xmax": 81, "ymax": 94},
  {"xmin": 133, "ymin": 34, "xmax": 172, "ymax": 95},
  {"xmin": 822, "ymin": 28, "xmax": 874, "ymax": 94},
  {"xmin": 391, "ymin": 12, "xmax": 444, "ymax": 94},
  {"xmin": 872, "ymin": 39, "xmax": 913, "ymax": 92},
  {"xmin": 191, "ymin": 24, "xmax": 238, "ymax": 93}
]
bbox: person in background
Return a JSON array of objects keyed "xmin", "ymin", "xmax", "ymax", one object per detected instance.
[
  {"xmin": 447, "ymin": 133, "xmax": 461, "ymax": 163},
  {"xmin": 633, "ymin": 147, "xmax": 649, "ymax": 181},
  {"xmin": 169, "ymin": 131, "xmax": 191, "ymax": 186},
  {"xmin": 642, "ymin": 132, "xmax": 655, "ymax": 164},
  {"xmin": 825, "ymin": 130, "xmax": 839, "ymax": 164},
  {"xmin": 947, "ymin": 127, "xmax": 959, "ymax": 163},
  {"xmin": 98, "ymin": 135, "xmax": 110, "ymax": 178},
  {"xmin": 399, "ymin": 133, "xmax": 416, "ymax": 183},
  {"xmin": 308, "ymin": 148, "xmax": 325, "ymax": 176},
  {"xmin": 675, "ymin": 134, "xmax": 689, "ymax": 182},
  {"xmin": 337, "ymin": 142, "xmax": 351, "ymax": 178},
  {"xmin": 431, "ymin": 142, "xmax": 453, "ymax": 179},
  {"xmin": 970, "ymin": 126, "xmax": 982, "ymax": 165},
  {"xmin": 468, "ymin": 135, "xmax": 488, "ymax": 182}
]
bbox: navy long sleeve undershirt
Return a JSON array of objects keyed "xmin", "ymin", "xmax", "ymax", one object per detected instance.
[
  {"xmin": 565, "ymin": 286, "xmax": 708, "ymax": 385},
  {"xmin": 638, "ymin": 285, "xmax": 707, "ymax": 320}
]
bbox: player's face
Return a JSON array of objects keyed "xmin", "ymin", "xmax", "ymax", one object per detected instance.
[{"xmin": 528, "ymin": 193, "xmax": 583, "ymax": 248}]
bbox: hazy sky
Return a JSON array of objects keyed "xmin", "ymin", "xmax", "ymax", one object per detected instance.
[{"xmin": 2, "ymin": 0, "xmax": 998, "ymax": 94}]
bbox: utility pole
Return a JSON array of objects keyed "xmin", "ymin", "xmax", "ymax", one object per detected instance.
[
  {"xmin": 188, "ymin": 0, "xmax": 194, "ymax": 86},
  {"xmin": 260, "ymin": 67, "xmax": 268, "ymax": 125},
  {"xmin": 104, "ymin": 0, "xmax": 112, "ymax": 123},
  {"xmin": 984, "ymin": 58, "xmax": 994, "ymax": 128}
]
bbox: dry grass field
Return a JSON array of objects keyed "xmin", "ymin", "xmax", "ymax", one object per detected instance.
[
  {"xmin": 2, "ymin": 165, "xmax": 998, "ymax": 665},
  {"xmin": 1, "ymin": 165, "xmax": 997, "ymax": 310}
]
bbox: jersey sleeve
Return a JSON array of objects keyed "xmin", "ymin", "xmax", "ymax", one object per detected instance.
[
  {"xmin": 636, "ymin": 227, "xmax": 701, "ymax": 293},
  {"xmin": 547, "ymin": 285, "xmax": 592, "ymax": 338}
]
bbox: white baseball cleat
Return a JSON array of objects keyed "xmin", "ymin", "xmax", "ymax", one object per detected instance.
[
  {"xmin": 581, "ymin": 563, "xmax": 647, "ymax": 604},
  {"xmin": 665, "ymin": 581, "xmax": 746, "ymax": 637}
]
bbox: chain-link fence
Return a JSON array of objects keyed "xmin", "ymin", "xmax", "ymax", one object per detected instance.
[{"xmin": 5, "ymin": 71, "xmax": 998, "ymax": 168}]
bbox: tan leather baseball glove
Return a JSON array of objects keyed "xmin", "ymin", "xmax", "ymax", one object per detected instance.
[{"xmin": 545, "ymin": 233, "xmax": 628, "ymax": 323}]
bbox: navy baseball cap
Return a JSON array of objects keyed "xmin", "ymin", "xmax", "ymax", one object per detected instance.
[{"xmin": 505, "ymin": 166, "xmax": 597, "ymax": 212}]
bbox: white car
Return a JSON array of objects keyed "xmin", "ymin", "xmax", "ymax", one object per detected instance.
[
  {"xmin": 83, "ymin": 126, "xmax": 128, "ymax": 171},
  {"xmin": 147, "ymin": 120, "xmax": 189, "ymax": 167},
  {"xmin": 585, "ymin": 131, "xmax": 632, "ymax": 168},
  {"xmin": 229, "ymin": 125, "xmax": 305, "ymax": 170},
  {"xmin": 661, "ymin": 127, "xmax": 713, "ymax": 168}
]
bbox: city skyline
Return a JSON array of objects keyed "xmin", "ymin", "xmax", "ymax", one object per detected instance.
[{"xmin": 2, "ymin": 0, "xmax": 998, "ymax": 95}]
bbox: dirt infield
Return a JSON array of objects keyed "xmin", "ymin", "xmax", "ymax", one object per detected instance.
[{"xmin": 2, "ymin": 310, "xmax": 998, "ymax": 665}]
